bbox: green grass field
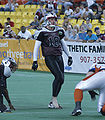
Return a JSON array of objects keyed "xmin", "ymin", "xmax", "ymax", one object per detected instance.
[{"xmin": 0, "ymin": 70, "xmax": 105, "ymax": 120}]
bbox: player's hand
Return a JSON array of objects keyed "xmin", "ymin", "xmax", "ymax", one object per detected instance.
[
  {"xmin": 88, "ymin": 90, "xmax": 99, "ymax": 101},
  {"xmin": 9, "ymin": 103, "xmax": 15, "ymax": 110},
  {"xmin": 68, "ymin": 56, "xmax": 73, "ymax": 66},
  {"xmin": 32, "ymin": 61, "xmax": 38, "ymax": 71}
]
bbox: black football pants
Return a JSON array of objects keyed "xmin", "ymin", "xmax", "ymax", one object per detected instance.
[{"xmin": 45, "ymin": 55, "xmax": 64, "ymax": 97}]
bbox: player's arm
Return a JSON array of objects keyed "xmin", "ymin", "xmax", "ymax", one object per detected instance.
[
  {"xmin": 88, "ymin": 90, "xmax": 99, "ymax": 100},
  {"xmin": 32, "ymin": 40, "xmax": 41, "ymax": 71},
  {"xmin": 61, "ymin": 39, "xmax": 73, "ymax": 66},
  {"xmin": 3, "ymin": 88, "xmax": 15, "ymax": 110}
]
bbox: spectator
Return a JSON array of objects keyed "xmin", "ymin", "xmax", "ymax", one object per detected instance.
[
  {"xmin": 94, "ymin": 4, "xmax": 104, "ymax": 25},
  {"xmin": 80, "ymin": 18, "xmax": 92, "ymax": 31},
  {"xmin": 0, "ymin": 0, "xmax": 18, "ymax": 11},
  {"xmin": 27, "ymin": 15, "xmax": 40, "ymax": 29},
  {"xmin": 0, "ymin": 23, "xmax": 4, "ymax": 39},
  {"xmin": 53, "ymin": 0, "xmax": 59, "ymax": 15},
  {"xmin": 94, "ymin": 27, "xmax": 105, "ymax": 42},
  {"xmin": 3, "ymin": 25, "xmax": 16, "ymax": 38},
  {"xmin": 85, "ymin": 18, "xmax": 92, "ymax": 30},
  {"xmin": 45, "ymin": 1, "xmax": 55, "ymax": 13},
  {"xmin": 35, "ymin": 4, "xmax": 46, "ymax": 24},
  {"xmin": 79, "ymin": 4, "xmax": 85, "ymax": 18},
  {"xmin": 17, "ymin": 26, "xmax": 32, "ymax": 40},
  {"xmin": 84, "ymin": 29, "xmax": 98, "ymax": 42},
  {"xmin": 83, "ymin": 5, "xmax": 94, "ymax": 20},
  {"xmin": 88, "ymin": 0, "xmax": 98, "ymax": 11},
  {"xmin": 87, "ymin": 0, "xmax": 95, "ymax": 8},
  {"xmin": 94, "ymin": 27, "xmax": 102, "ymax": 38},
  {"xmin": 0, "ymin": 23, "xmax": 3, "ymax": 30},
  {"xmin": 40, "ymin": 0, "xmax": 46, "ymax": 6},
  {"xmin": 24, "ymin": 0, "xmax": 39, "ymax": 5},
  {"xmin": 59, "ymin": 1, "xmax": 65, "ymax": 15},
  {"xmin": 79, "ymin": 25, "xmax": 87, "ymax": 40},
  {"xmin": 64, "ymin": 0, "xmax": 73, "ymax": 10},
  {"xmin": 73, "ymin": 24, "xmax": 80, "ymax": 33},
  {"xmin": 5, "ymin": 17, "xmax": 14, "ymax": 28},
  {"xmin": 0, "ymin": 0, "xmax": 8, "ymax": 5},
  {"xmin": 65, "ymin": 24, "xmax": 73, "ymax": 41},
  {"xmin": 72, "ymin": 7, "xmax": 82, "ymax": 19},
  {"xmin": 64, "ymin": 5, "xmax": 73, "ymax": 18},
  {"xmin": 69, "ymin": 29, "xmax": 79, "ymax": 41},
  {"xmin": 62, "ymin": 16, "xmax": 72, "ymax": 30},
  {"xmin": 12, "ymin": 0, "xmax": 19, "ymax": 8},
  {"xmin": 103, "ymin": 9, "xmax": 105, "ymax": 20},
  {"xmin": 45, "ymin": 0, "xmax": 59, "ymax": 15}
]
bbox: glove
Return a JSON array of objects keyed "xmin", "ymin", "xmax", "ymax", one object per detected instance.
[
  {"xmin": 88, "ymin": 90, "xmax": 99, "ymax": 101},
  {"xmin": 68, "ymin": 56, "xmax": 73, "ymax": 66},
  {"xmin": 32, "ymin": 61, "xmax": 38, "ymax": 71}
]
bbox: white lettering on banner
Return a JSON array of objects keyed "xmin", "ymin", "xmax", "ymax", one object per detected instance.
[
  {"xmin": 63, "ymin": 42, "xmax": 105, "ymax": 74},
  {"xmin": 0, "ymin": 42, "xmax": 8, "ymax": 47}
]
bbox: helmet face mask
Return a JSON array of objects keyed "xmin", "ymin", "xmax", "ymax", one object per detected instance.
[
  {"xmin": 10, "ymin": 61, "xmax": 17, "ymax": 72},
  {"xmin": 45, "ymin": 13, "xmax": 57, "ymax": 28},
  {"xmin": 47, "ymin": 17, "xmax": 56, "ymax": 27},
  {"xmin": 1, "ymin": 57, "xmax": 17, "ymax": 73}
]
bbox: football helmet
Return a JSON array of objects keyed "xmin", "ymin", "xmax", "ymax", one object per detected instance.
[
  {"xmin": 45, "ymin": 13, "xmax": 57, "ymax": 27},
  {"xmin": 1, "ymin": 57, "xmax": 17, "ymax": 72}
]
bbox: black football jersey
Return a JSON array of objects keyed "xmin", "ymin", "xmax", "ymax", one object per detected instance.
[
  {"xmin": 36, "ymin": 26, "xmax": 65, "ymax": 56},
  {"xmin": 0, "ymin": 65, "xmax": 7, "ymax": 88}
]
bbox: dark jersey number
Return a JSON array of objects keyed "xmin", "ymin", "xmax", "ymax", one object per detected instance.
[{"xmin": 48, "ymin": 36, "xmax": 60, "ymax": 47}]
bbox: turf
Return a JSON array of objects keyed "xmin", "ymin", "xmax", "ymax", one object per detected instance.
[{"xmin": 0, "ymin": 71, "xmax": 105, "ymax": 120}]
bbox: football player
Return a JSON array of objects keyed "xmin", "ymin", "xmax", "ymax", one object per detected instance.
[
  {"xmin": 72, "ymin": 62, "xmax": 105, "ymax": 116},
  {"xmin": 0, "ymin": 57, "xmax": 17, "ymax": 113},
  {"xmin": 32, "ymin": 13, "xmax": 73, "ymax": 109}
]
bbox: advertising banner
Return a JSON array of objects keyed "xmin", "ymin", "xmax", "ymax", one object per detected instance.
[
  {"xmin": 0, "ymin": 39, "xmax": 19, "ymax": 63},
  {"xmin": 0, "ymin": 39, "xmax": 49, "ymax": 71},
  {"xmin": 1, "ymin": 39, "xmax": 105, "ymax": 74},
  {"xmin": 17, "ymin": 39, "xmax": 35, "ymax": 69},
  {"xmin": 18, "ymin": 39, "xmax": 49, "ymax": 71},
  {"xmin": 63, "ymin": 41, "xmax": 105, "ymax": 74}
]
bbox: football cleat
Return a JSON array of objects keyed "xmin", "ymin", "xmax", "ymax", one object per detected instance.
[
  {"xmin": 4, "ymin": 109, "xmax": 11, "ymax": 113},
  {"xmin": 2, "ymin": 109, "xmax": 11, "ymax": 113},
  {"xmin": 72, "ymin": 108, "xmax": 82, "ymax": 116},
  {"xmin": 48, "ymin": 102, "xmax": 62, "ymax": 109},
  {"xmin": 0, "ymin": 109, "xmax": 11, "ymax": 113}
]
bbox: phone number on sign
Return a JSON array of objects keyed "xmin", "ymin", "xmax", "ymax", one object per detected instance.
[{"xmin": 80, "ymin": 56, "xmax": 105, "ymax": 63}]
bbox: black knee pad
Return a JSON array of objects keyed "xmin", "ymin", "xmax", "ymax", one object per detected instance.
[{"xmin": 101, "ymin": 109, "xmax": 105, "ymax": 116}]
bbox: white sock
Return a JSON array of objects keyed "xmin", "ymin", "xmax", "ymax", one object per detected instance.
[{"xmin": 52, "ymin": 97, "xmax": 59, "ymax": 108}]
